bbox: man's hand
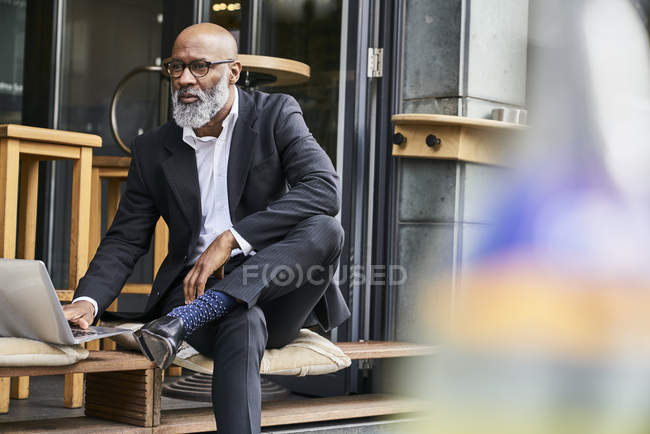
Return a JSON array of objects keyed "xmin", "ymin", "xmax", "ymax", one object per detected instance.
[
  {"xmin": 183, "ymin": 230, "xmax": 239, "ymax": 304},
  {"xmin": 62, "ymin": 301, "xmax": 95, "ymax": 329}
]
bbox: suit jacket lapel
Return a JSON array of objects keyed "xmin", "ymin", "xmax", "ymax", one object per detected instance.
[
  {"xmin": 227, "ymin": 88, "xmax": 259, "ymax": 220},
  {"xmin": 161, "ymin": 125, "xmax": 202, "ymax": 229}
]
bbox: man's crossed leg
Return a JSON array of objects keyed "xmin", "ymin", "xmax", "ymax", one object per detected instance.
[{"xmin": 136, "ymin": 215, "xmax": 344, "ymax": 433}]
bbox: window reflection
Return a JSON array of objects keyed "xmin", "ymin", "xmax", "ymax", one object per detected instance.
[
  {"xmin": 0, "ymin": 0, "xmax": 26, "ymax": 124},
  {"xmin": 258, "ymin": 0, "xmax": 341, "ymax": 165},
  {"xmin": 58, "ymin": 0, "xmax": 163, "ymax": 156},
  {"xmin": 207, "ymin": 0, "xmax": 246, "ymax": 47}
]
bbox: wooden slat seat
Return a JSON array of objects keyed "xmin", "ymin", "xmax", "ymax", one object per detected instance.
[
  {"xmin": 0, "ymin": 342, "xmax": 436, "ymax": 378},
  {"xmin": 0, "ymin": 351, "xmax": 155, "ymax": 377},
  {"xmin": 338, "ymin": 341, "xmax": 438, "ymax": 359}
]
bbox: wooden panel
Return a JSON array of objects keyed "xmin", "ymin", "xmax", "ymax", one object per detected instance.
[
  {"xmin": 155, "ymin": 394, "xmax": 426, "ymax": 433},
  {"xmin": 64, "ymin": 372, "xmax": 84, "ymax": 408},
  {"xmin": 338, "ymin": 341, "xmax": 439, "ymax": 360},
  {"xmin": 85, "ymin": 368, "xmax": 161, "ymax": 427},
  {"xmin": 106, "ymin": 179, "xmax": 122, "ymax": 227},
  {"xmin": 86, "ymin": 340, "xmax": 101, "ymax": 351},
  {"xmin": 0, "ymin": 377, "xmax": 9, "ymax": 414},
  {"xmin": 0, "ymin": 351, "xmax": 155, "ymax": 377},
  {"xmin": 106, "ymin": 298, "xmax": 119, "ymax": 312},
  {"xmin": 392, "ymin": 113, "xmax": 526, "ymax": 131},
  {"xmin": 17, "ymin": 141, "xmax": 81, "ymax": 159},
  {"xmin": 392, "ymin": 124, "xmax": 462, "ymax": 160},
  {"xmin": 153, "ymin": 219, "xmax": 168, "ymax": 275},
  {"xmin": 123, "ymin": 283, "xmax": 153, "ymax": 294},
  {"xmin": 93, "ymin": 155, "xmax": 132, "ymax": 168},
  {"xmin": 10, "ymin": 376, "xmax": 29, "ymax": 399},
  {"xmin": 89, "ymin": 167, "xmax": 102, "ymax": 262},
  {"xmin": 68, "ymin": 146, "xmax": 92, "ymax": 291},
  {"xmin": 0, "ymin": 124, "xmax": 102, "ymax": 147},
  {"xmin": 102, "ymin": 338, "xmax": 117, "ymax": 351},
  {"xmin": 98, "ymin": 168, "xmax": 129, "ymax": 179},
  {"xmin": 56, "ymin": 289, "xmax": 75, "ymax": 302},
  {"xmin": 391, "ymin": 113, "xmax": 526, "ymax": 166},
  {"xmin": 0, "ymin": 138, "xmax": 19, "ymax": 258},
  {"xmin": 166, "ymin": 366, "xmax": 182, "ymax": 377},
  {"xmin": 17, "ymin": 157, "xmax": 39, "ymax": 260}
]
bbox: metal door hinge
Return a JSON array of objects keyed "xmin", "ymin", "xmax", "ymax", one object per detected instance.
[{"xmin": 367, "ymin": 48, "xmax": 383, "ymax": 78}]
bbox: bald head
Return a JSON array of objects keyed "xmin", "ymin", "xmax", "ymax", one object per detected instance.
[
  {"xmin": 169, "ymin": 23, "xmax": 242, "ymax": 133},
  {"xmin": 172, "ymin": 23, "xmax": 238, "ymax": 60}
]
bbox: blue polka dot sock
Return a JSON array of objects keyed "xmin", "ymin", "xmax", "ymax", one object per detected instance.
[{"xmin": 168, "ymin": 289, "xmax": 238, "ymax": 338}]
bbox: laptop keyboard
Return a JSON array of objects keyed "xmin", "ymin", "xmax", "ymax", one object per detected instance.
[{"xmin": 71, "ymin": 328, "xmax": 97, "ymax": 338}]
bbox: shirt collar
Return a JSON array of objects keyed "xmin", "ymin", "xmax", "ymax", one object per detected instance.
[{"xmin": 182, "ymin": 88, "xmax": 239, "ymax": 150}]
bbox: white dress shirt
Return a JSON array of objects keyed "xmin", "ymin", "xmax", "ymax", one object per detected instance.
[{"xmin": 74, "ymin": 90, "xmax": 253, "ymax": 317}]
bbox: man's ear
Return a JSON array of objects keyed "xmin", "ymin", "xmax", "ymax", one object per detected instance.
[{"xmin": 229, "ymin": 61, "xmax": 242, "ymax": 85}]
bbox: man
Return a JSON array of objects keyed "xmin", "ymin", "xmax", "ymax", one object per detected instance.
[{"xmin": 62, "ymin": 23, "xmax": 349, "ymax": 433}]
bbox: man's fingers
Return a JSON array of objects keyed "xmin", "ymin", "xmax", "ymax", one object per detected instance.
[
  {"xmin": 65, "ymin": 308, "xmax": 91, "ymax": 329},
  {"xmin": 215, "ymin": 266, "xmax": 224, "ymax": 279},
  {"xmin": 63, "ymin": 308, "xmax": 75, "ymax": 321},
  {"xmin": 76, "ymin": 317, "xmax": 90, "ymax": 330},
  {"xmin": 184, "ymin": 266, "xmax": 198, "ymax": 303},
  {"xmin": 195, "ymin": 272, "xmax": 208, "ymax": 299}
]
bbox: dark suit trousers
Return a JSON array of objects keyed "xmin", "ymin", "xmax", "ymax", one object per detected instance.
[{"xmin": 158, "ymin": 215, "xmax": 344, "ymax": 434}]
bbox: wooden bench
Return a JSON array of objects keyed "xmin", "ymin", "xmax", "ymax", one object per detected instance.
[{"xmin": 0, "ymin": 341, "xmax": 436, "ymax": 432}]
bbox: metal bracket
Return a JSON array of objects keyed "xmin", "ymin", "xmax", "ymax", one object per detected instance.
[{"xmin": 367, "ymin": 48, "xmax": 383, "ymax": 78}]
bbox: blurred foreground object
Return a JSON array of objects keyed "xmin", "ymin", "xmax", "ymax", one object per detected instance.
[{"xmin": 411, "ymin": 1, "xmax": 650, "ymax": 433}]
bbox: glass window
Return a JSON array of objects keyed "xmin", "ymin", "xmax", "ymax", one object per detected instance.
[
  {"xmin": 50, "ymin": 0, "xmax": 164, "ymax": 290},
  {"xmin": 258, "ymin": 0, "xmax": 342, "ymax": 166},
  {"xmin": 0, "ymin": 0, "xmax": 26, "ymax": 124},
  {"xmin": 58, "ymin": 0, "xmax": 163, "ymax": 156},
  {"xmin": 206, "ymin": 0, "xmax": 246, "ymax": 46}
]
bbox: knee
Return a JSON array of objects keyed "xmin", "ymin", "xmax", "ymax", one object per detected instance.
[{"xmin": 304, "ymin": 215, "xmax": 344, "ymax": 262}]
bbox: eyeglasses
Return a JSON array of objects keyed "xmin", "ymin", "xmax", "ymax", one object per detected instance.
[{"xmin": 163, "ymin": 59, "xmax": 234, "ymax": 78}]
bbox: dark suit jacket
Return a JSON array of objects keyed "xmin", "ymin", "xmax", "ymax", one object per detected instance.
[{"xmin": 75, "ymin": 88, "xmax": 350, "ymax": 331}]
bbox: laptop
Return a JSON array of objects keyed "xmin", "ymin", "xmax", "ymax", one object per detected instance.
[{"xmin": 0, "ymin": 258, "xmax": 130, "ymax": 345}]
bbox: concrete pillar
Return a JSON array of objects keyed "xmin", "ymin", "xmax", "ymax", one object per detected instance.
[{"xmin": 394, "ymin": 0, "xmax": 528, "ymax": 341}]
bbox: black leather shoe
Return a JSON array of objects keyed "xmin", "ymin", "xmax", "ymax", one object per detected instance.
[{"xmin": 134, "ymin": 315, "xmax": 185, "ymax": 369}]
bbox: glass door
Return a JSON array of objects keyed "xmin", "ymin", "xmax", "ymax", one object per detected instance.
[
  {"xmin": 0, "ymin": 0, "xmax": 26, "ymax": 124},
  {"xmin": 48, "ymin": 0, "xmax": 165, "ymax": 299},
  {"xmin": 202, "ymin": 0, "xmax": 394, "ymax": 397}
]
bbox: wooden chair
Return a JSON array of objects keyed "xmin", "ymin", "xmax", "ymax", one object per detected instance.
[
  {"xmin": 88, "ymin": 156, "xmax": 180, "ymax": 376},
  {"xmin": 0, "ymin": 124, "xmax": 101, "ymax": 410}
]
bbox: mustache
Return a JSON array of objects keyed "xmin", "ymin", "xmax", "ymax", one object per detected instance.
[{"xmin": 176, "ymin": 86, "xmax": 205, "ymax": 100}]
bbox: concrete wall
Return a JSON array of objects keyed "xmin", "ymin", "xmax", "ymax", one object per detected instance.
[
  {"xmin": 402, "ymin": 0, "xmax": 529, "ymax": 118},
  {"xmin": 393, "ymin": 0, "xmax": 528, "ymax": 341}
]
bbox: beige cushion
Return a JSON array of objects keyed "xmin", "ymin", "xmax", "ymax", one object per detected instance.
[
  {"xmin": 102, "ymin": 322, "xmax": 351, "ymax": 376},
  {"xmin": 0, "ymin": 337, "xmax": 89, "ymax": 366}
]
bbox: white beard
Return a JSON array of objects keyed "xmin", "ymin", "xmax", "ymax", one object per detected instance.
[{"xmin": 171, "ymin": 73, "xmax": 230, "ymax": 128}]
